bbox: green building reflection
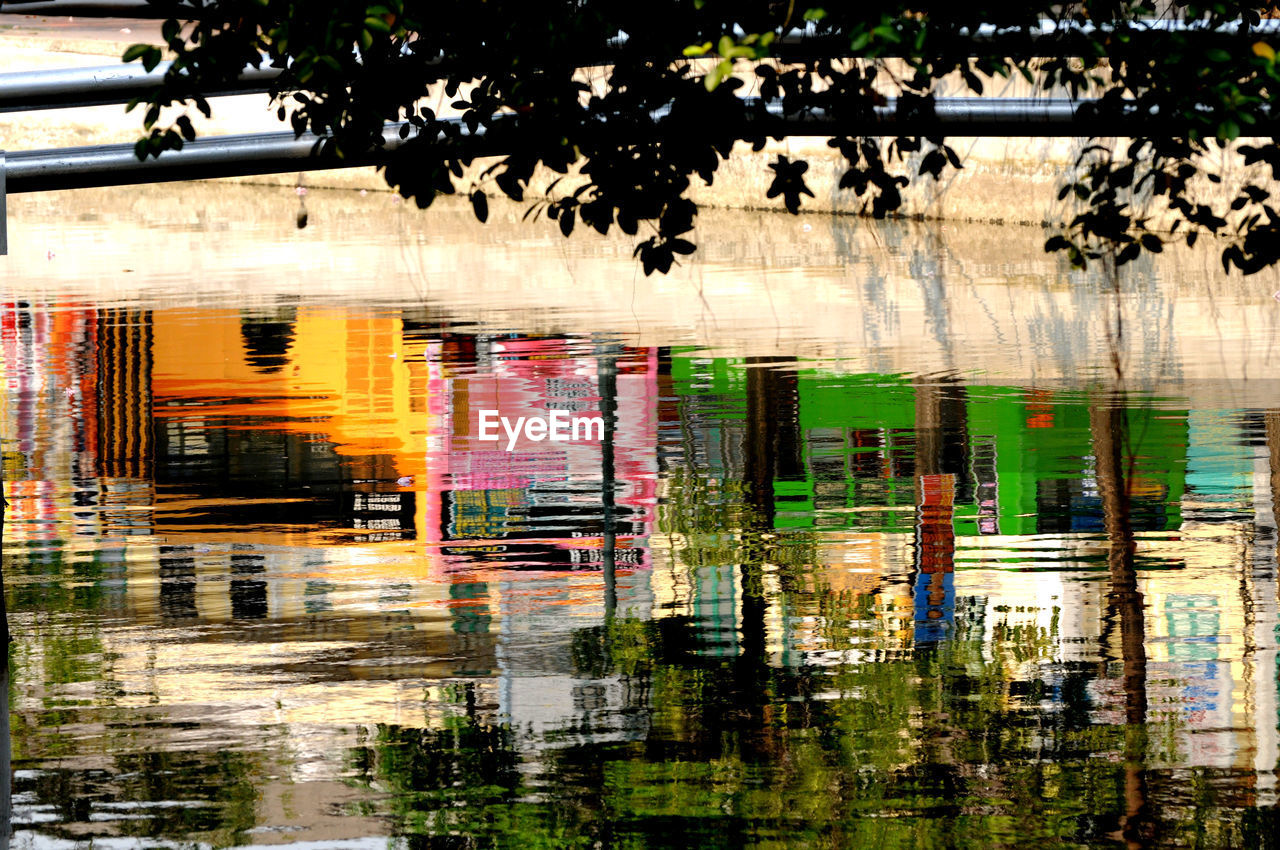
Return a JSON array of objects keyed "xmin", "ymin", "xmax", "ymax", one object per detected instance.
[{"xmin": 665, "ymin": 354, "xmax": 1191, "ymax": 650}]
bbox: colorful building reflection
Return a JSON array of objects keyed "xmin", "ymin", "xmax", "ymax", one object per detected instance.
[{"xmin": 1, "ymin": 299, "xmax": 1277, "ymax": 795}]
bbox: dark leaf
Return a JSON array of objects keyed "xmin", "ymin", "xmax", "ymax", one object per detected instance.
[
  {"xmin": 470, "ymin": 190, "xmax": 489, "ymax": 223},
  {"xmin": 122, "ymin": 43, "xmax": 153, "ymax": 63},
  {"xmin": 918, "ymin": 149, "xmax": 946, "ymax": 180}
]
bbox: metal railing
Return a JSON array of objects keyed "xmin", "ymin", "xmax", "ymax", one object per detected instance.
[
  {"xmin": 4, "ymin": 122, "xmax": 419, "ymax": 193},
  {"xmin": 9, "ymin": 96, "xmax": 1272, "ymax": 197},
  {"xmin": 0, "ymin": 61, "xmax": 282, "ymax": 112},
  {"xmin": 0, "ymin": 0, "xmax": 186, "ymax": 17},
  {"xmin": 1, "ymin": 153, "xmax": 7, "ymax": 255}
]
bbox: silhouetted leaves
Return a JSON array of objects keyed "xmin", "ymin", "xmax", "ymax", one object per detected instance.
[
  {"xmin": 918, "ymin": 149, "xmax": 946, "ymax": 180},
  {"xmin": 121, "ymin": 0, "xmax": 1280, "ymax": 275},
  {"xmin": 766, "ymin": 156, "xmax": 814, "ymax": 214}
]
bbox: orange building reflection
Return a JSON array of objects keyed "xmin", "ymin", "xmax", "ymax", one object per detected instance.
[{"xmin": 145, "ymin": 309, "xmax": 658, "ymax": 581}]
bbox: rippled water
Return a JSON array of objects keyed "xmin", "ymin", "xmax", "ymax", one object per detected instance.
[{"xmin": 3, "ymin": 183, "xmax": 1280, "ymax": 848}]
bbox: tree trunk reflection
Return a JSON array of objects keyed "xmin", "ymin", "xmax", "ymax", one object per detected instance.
[
  {"xmin": 743, "ymin": 357, "xmax": 801, "ymax": 635},
  {"xmin": 1, "ymin": 655, "xmax": 9, "ymax": 850},
  {"xmin": 740, "ymin": 357, "xmax": 799, "ymax": 750},
  {"xmin": 1268, "ymin": 412, "xmax": 1280, "ymax": 569},
  {"xmin": 1089, "ymin": 398, "xmax": 1150, "ymax": 849},
  {"xmin": 2, "ymin": 466, "xmax": 10, "ymax": 850}
]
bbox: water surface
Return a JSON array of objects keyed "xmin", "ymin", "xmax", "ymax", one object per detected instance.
[{"xmin": 2, "ymin": 184, "xmax": 1280, "ymax": 848}]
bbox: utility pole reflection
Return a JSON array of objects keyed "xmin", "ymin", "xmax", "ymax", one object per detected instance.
[
  {"xmin": 912, "ymin": 377, "xmax": 968, "ymax": 645},
  {"xmin": 597, "ymin": 341, "xmax": 619, "ymax": 619}
]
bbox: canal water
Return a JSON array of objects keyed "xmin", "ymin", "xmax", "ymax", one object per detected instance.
[{"xmin": 2, "ymin": 182, "xmax": 1280, "ymax": 848}]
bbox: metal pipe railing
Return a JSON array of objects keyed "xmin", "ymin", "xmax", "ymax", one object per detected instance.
[
  {"xmin": 0, "ymin": 0, "xmax": 186, "ymax": 17},
  {"xmin": 0, "ymin": 152, "xmax": 7, "ymax": 255},
  {"xmin": 612, "ymin": 17, "xmax": 1280, "ymax": 50},
  {"xmin": 0, "ymin": 60, "xmax": 283, "ymax": 113},
  {"xmin": 6, "ymin": 3, "xmax": 1280, "ymax": 48},
  {"xmin": 8, "ymin": 96, "xmax": 1273, "ymax": 196},
  {"xmin": 3, "ymin": 123, "xmax": 419, "ymax": 193}
]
